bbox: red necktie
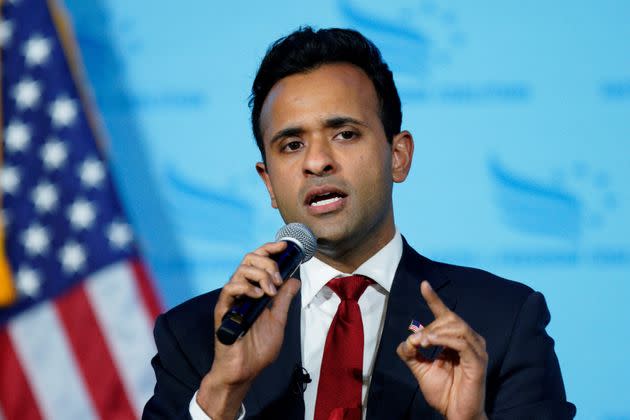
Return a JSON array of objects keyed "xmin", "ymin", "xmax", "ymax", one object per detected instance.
[{"xmin": 314, "ymin": 275, "xmax": 374, "ymax": 420}]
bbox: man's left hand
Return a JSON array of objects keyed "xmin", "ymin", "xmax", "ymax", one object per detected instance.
[{"xmin": 396, "ymin": 281, "xmax": 489, "ymax": 420}]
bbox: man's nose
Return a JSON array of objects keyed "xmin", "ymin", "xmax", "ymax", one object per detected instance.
[{"xmin": 302, "ymin": 139, "xmax": 336, "ymax": 176}]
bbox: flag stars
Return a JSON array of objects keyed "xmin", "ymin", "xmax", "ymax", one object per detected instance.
[
  {"xmin": 67, "ymin": 199, "xmax": 96, "ymax": 230},
  {"xmin": 5, "ymin": 120, "xmax": 31, "ymax": 152},
  {"xmin": 49, "ymin": 96, "xmax": 78, "ymax": 127},
  {"xmin": 107, "ymin": 221, "xmax": 133, "ymax": 249},
  {"xmin": 0, "ymin": 20, "xmax": 13, "ymax": 47},
  {"xmin": 41, "ymin": 138, "xmax": 68, "ymax": 170},
  {"xmin": 1, "ymin": 166, "xmax": 21, "ymax": 195},
  {"xmin": 12, "ymin": 78, "xmax": 42, "ymax": 110},
  {"xmin": 59, "ymin": 241, "xmax": 86, "ymax": 274},
  {"xmin": 32, "ymin": 182, "xmax": 59, "ymax": 213},
  {"xmin": 23, "ymin": 35, "xmax": 52, "ymax": 66},
  {"xmin": 16, "ymin": 266, "xmax": 42, "ymax": 298},
  {"xmin": 21, "ymin": 224, "xmax": 50, "ymax": 256},
  {"xmin": 79, "ymin": 158, "xmax": 105, "ymax": 188}
]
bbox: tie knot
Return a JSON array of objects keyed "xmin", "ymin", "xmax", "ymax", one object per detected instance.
[{"xmin": 327, "ymin": 275, "xmax": 374, "ymax": 301}]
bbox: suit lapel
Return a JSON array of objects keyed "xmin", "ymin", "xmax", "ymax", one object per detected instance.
[
  {"xmin": 366, "ymin": 239, "xmax": 457, "ymax": 419},
  {"xmin": 243, "ymin": 278, "xmax": 304, "ymax": 418}
]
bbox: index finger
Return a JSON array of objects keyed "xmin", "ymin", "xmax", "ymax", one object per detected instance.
[
  {"xmin": 252, "ymin": 241, "xmax": 288, "ymax": 257},
  {"xmin": 420, "ymin": 280, "xmax": 449, "ymax": 318}
]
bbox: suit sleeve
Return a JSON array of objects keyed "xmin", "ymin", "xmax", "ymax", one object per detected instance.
[
  {"xmin": 142, "ymin": 314, "xmax": 201, "ymax": 420},
  {"xmin": 488, "ymin": 291, "xmax": 576, "ymax": 419}
]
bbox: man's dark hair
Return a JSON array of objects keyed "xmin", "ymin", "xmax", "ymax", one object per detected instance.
[{"xmin": 249, "ymin": 26, "xmax": 402, "ymax": 160}]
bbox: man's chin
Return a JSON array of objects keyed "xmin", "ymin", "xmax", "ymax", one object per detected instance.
[
  {"xmin": 309, "ymin": 223, "xmax": 354, "ymax": 250},
  {"xmin": 288, "ymin": 212, "xmax": 341, "ymax": 235},
  {"xmin": 282, "ymin": 212, "xmax": 357, "ymax": 252}
]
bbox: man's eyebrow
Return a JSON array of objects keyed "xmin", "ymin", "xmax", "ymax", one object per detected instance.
[
  {"xmin": 324, "ymin": 116, "xmax": 368, "ymax": 128},
  {"xmin": 269, "ymin": 126, "xmax": 305, "ymax": 145}
]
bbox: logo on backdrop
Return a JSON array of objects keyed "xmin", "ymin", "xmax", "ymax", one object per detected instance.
[
  {"xmin": 488, "ymin": 157, "xmax": 627, "ymax": 266},
  {"xmin": 600, "ymin": 80, "xmax": 630, "ymax": 100},
  {"xmin": 338, "ymin": 0, "xmax": 531, "ymax": 103},
  {"xmin": 164, "ymin": 166, "xmax": 256, "ymax": 273},
  {"xmin": 70, "ymin": 2, "xmax": 206, "ymax": 112}
]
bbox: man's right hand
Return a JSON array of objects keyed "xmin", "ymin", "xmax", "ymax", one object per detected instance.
[{"xmin": 196, "ymin": 241, "xmax": 301, "ymax": 420}]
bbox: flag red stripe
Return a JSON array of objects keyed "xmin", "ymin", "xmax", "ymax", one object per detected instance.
[
  {"xmin": 0, "ymin": 329, "xmax": 43, "ymax": 420},
  {"xmin": 55, "ymin": 285, "xmax": 136, "ymax": 420},
  {"xmin": 131, "ymin": 260, "xmax": 162, "ymax": 320}
]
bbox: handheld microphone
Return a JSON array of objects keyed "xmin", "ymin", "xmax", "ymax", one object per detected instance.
[{"xmin": 216, "ymin": 223, "xmax": 317, "ymax": 345}]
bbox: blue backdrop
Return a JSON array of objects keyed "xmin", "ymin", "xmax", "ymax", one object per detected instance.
[{"xmin": 61, "ymin": 1, "xmax": 630, "ymax": 418}]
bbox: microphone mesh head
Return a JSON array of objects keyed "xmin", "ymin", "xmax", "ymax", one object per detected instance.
[{"xmin": 275, "ymin": 223, "xmax": 317, "ymax": 263}]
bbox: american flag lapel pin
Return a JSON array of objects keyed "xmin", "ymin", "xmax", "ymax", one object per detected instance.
[{"xmin": 408, "ymin": 319, "xmax": 424, "ymax": 333}]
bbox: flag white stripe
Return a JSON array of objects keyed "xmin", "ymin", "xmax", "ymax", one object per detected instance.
[
  {"xmin": 0, "ymin": 402, "xmax": 5, "ymax": 420},
  {"xmin": 85, "ymin": 262, "xmax": 157, "ymax": 416},
  {"xmin": 8, "ymin": 302, "xmax": 97, "ymax": 420}
]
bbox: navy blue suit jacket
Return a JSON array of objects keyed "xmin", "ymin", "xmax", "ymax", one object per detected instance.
[{"xmin": 143, "ymin": 240, "xmax": 576, "ymax": 419}]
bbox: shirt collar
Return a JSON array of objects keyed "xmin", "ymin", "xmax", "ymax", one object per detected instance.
[{"xmin": 299, "ymin": 230, "xmax": 403, "ymax": 308}]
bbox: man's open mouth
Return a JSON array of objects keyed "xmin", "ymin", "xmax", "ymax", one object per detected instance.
[{"xmin": 305, "ymin": 188, "xmax": 348, "ymax": 208}]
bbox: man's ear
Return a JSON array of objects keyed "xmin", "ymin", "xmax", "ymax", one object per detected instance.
[
  {"xmin": 391, "ymin": 130, "xmax": 414, "ymax": 183},
  {"xmin": 256, "ymin": 162, "xmax": 278, "ymax": 208}
]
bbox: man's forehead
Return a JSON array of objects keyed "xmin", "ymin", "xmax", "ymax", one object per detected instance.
[{"xmin": 258, "ymin": 63, "xmax": 380, "ymax": 140}]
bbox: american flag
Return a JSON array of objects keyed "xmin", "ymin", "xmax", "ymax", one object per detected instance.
[{"xmin": 0, "ymin": 0, "xmax": 162, "ymax": 419}]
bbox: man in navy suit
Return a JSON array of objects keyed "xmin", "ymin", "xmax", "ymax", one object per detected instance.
[{"xmin": 143, "ymin": 27, "xmax": 575, "ymax": 419}]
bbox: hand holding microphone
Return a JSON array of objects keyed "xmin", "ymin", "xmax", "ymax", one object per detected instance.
[
  {"xmin": 197, "ymin": 224, "xmax": 316, "ymax": 418},
  {"xmin": 218, "ymin": 223, "xmax": 317, "ymax": 345}
]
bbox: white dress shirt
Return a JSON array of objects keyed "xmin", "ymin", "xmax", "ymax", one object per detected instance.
[{"xmin": 190, "ymin": 231, "xmax": 403, "ymax": 420}]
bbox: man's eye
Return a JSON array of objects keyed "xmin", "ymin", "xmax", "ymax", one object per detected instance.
[
  {"xmin": 283, "ymin": 141, "xmax": 303, "ymax": 151},
  {"xmin": 337, "ymin": 130, "xmax": 357, "ymax": 140}
]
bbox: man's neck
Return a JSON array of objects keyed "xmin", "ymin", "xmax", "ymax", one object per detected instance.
[{"xmin": 314, "ymin": 224, "xmax": 396, "ymax": 273}]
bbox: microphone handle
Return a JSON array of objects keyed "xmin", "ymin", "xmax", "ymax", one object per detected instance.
[{"xmin": 216, "ymin": 240, "xmax": 304, "ymax": 345}]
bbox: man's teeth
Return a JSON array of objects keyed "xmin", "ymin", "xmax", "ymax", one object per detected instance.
[{"xmin": 311, "ymin": 196, "xmax": 342, "ymax": 207}]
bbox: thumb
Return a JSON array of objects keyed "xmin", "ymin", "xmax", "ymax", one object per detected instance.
[
  {"xmin": 397, "ymin": 335, "xmax": 431, "ymax": 366},
  {"xmin": 269, "ymin": 278, "xmax": 301, "ymax": 321},
  {"xmin": 397, "ymin": 338, "xmax": 419, "ymax": 362}
]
